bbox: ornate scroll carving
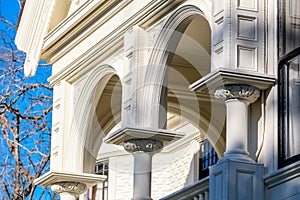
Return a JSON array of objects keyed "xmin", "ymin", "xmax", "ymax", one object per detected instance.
[
  {"xmin": 51, "ymin": 182, "xmax": 87, "ymax": 196},
  {"xmin": 214, "ymin": 84, "xmax": 260, "ymax": 103},
  {"xmin": 124, "ymin": 139, "xmax": 163, "ymax": 153}
]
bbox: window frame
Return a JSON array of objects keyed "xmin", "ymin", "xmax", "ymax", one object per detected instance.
[
  {"xmin": 198, "ymin": 139, "xmax": 218, "ymax": 179},
  {"xmin": 94, "ymin": 160, "xmax": 109, "ymax": 200},
  {"xmin": 278, "ymin": 47, "xmax": 300, "ymax": 168}
]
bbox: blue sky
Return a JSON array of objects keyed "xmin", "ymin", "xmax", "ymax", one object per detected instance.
[
  {"xmin": 0, "ymin": 0, "xmax": 52, "ymax": 81},
  {"xmin": 0, "ymin": 1, "xmax": 54, "ymax": 199},
  {"xmin": 0, "ymin": 0, "xmax": 21, "ymax": 25}
]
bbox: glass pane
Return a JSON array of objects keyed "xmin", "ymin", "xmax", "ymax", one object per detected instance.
[
  {"xmin": 287, "ymin": 55, "xmax": 300, "ymax": 158},
  {"xmin": 199, "ymin": 140, "xmax": 218, "ymax": 179},
  {"xmin": 281, "ymin": 0, "xmax": 300, "ymax": 55}
]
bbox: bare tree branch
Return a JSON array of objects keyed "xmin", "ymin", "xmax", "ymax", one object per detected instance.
[{"xmin": 0, "ymin": 1, "xmax": 56, "ymax": 199}]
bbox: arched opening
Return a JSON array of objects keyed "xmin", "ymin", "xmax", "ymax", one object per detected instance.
[
  {"xmin": 96, "ymin": 75, "xmax": 122, "ymax": 135},
  {"xmin": 82, "ymin": 73, "xmax": 122, "ymax": 173},
  {"xmin": 141, "ymin": 7, "xmax": 226, "ymax": 182},
  {"xmin": 164, "ymin": 13, "xmax": 225, "ymax": 179},
  {"xmin": 142, "ymin": 6, "xmax": 226, "ymax": 159},
  {"xmin": 156, "ymin": 12, "xmax": 225, "ymax": 156}
]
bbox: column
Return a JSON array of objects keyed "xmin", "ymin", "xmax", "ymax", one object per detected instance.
[
  {"xmin": 209, "ymin": 84, "xmax": 264, "ymax": 200},
  {"xmin": 214, "ymin": 84, "xmax": 260, "ymax": 161},
  {"xmin": 51, "ymin": 182, "xmax": 87, "ymax": 200},
  {"xmin": 124, "ymin": 139, "xmax": 163, "ymax": 200}
]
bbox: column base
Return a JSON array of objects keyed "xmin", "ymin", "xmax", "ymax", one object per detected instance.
[
  {"xmin": 132, "ymin": 196, "xmax": 153, "ymax": 200},
  {"xmin": 209, "ymin": 159, "xmax": 264, "ymax": 200},
  {"xmin": 221, "ymin": 150, "xmax": 255, "ymax": 163}
]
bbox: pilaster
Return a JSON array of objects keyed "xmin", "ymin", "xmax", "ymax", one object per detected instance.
[{"xmin": 122, "ymin": 27, "xmax": 152, "ymax": 127}]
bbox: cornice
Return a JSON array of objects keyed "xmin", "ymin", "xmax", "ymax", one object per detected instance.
[
  {"xmin": 46, "ymin": 0, "xmax": 182, "ymax": 85},
  {"xmin": 42, "ymin": 0, "xmax": 130, "ymax": 61},
  {"xmin": 15, "ymin": 0, "xmax": 56, "ymax": 76},
  {"xmin": 47, "ymin": 34, "xmax": 123, "ymax": 86}
]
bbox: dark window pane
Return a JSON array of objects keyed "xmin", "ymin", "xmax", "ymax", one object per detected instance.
[
  {"xmin": 287, "ymin": 55, "xmax": 300, "ymax": 158},
  {"xmin": 280, "ymin": 0, "xmax": 300, "ymax": 56},
  {"xmin": 95, "ymin": 161, "xmax": 109, "ymax": 200},
  {"xmin": 199, "ymin": 140, "xmax": 218, "ymax": 179},
  {"xmin": 279, "ymin": 50, "xmax": 300, "ymax": 167}
]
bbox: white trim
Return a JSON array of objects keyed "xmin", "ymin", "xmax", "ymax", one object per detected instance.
[
  {"xmin": 15, "ymin": 0, "xmax": 56, "ymax": 76},
  {"xmin": 265, "ymin": 161, "xmax": 300, "ymax": 189}
]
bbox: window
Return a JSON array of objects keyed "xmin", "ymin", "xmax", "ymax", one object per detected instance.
[
  {"xmin": 93, "ymin": 160, "xmax": 109, "ymax": 200},
  {"xmin": 278, "ymin": 0, "xmax": 300, "ymax": 167},
  {"xmin": 199, "ymin": 140, "xmax": 218, "ymax": 179},
  {"xmin": 278, "ymin": 49, "xmax": 300, "ymax": 167},
  {"xmin": 279, "ymin": 0, "xmax": 300, "ymax": 56}
]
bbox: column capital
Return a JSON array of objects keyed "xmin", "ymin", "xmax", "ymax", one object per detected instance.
[
  {"xmin": 51, "ymin": 182, "xmax": 87, "ymax": 196},
  {"xmin": 124, "ymin": 139, "xmax": 163, "ymax": 153},
  {"xmin": 214, "ymin": 84, "xmax": 260, "ymax": 104}
]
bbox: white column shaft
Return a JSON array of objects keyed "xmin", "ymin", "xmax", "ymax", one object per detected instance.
[
  {"xmin": 132, "ymin": 151, "xmax": 152, "ymax": 200},
  {"xmin": 59, "ymin": 192, "xmax": 77, "ymax": 200},
  {"xmin": 225, "ymin": 99, "xmax": 249, "ymax": 155}
]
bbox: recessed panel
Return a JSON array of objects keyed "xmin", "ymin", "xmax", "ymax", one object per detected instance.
[
  {"xmin": 215, "ymin": 172, "xmax": 223, "ymax": 198},
  {"xmin": 290, "ymin": 0, "xmax": 300, "ymax": 18},
  {"xmin": 237, "ymin": 0, "xmax": 257, "ymax": 11},
  {"xmin": 238, "ymin": 16, "xmax": 257, "ymax": 41},
  {"xmin": 236, "ymin": 171, "xmax": 254, "ymax": 200},
  {"xmin": 237, "ymin": 46, "xmax": 257, "ymax": 71}
]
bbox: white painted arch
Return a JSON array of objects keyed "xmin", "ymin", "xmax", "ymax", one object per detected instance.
[
  {"xmin": 66, "ymin": 64, "xmax": 122, "ymax": 173},
  {"xmin": 139, "ymin": 4, "xmax": 225, "ymax": 156}
]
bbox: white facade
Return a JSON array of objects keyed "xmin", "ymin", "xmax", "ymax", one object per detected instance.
[{"xmin": 16, "ymin": 0, "xmax": 300, "ymax": 199}]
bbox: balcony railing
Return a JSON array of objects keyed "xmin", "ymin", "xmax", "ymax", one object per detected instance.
[{"xmin": 160, "ymin": 177, "xmax": 209, "ymax": 200}]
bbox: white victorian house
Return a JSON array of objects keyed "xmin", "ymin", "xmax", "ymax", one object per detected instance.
[{"xmin": 16, "ymin": 0, "xmax": 300, "ymax": 200}]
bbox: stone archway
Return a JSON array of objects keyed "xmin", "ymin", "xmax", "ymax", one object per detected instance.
[
  {"xmin": 67, "ymin": 65, "xmax": 122, "ymax": 173},
  {"xmin": 140, "ymin": 5, "xmax": 226, "ymax": 156}
]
